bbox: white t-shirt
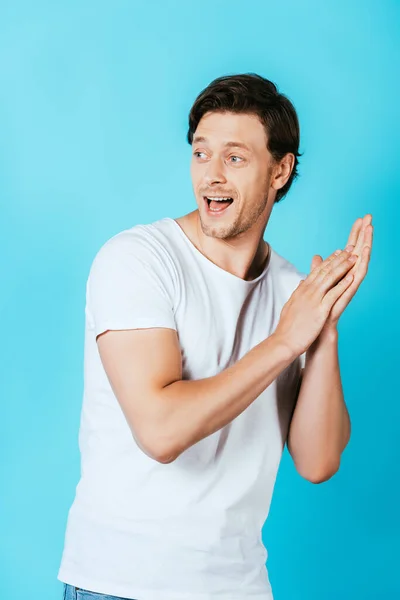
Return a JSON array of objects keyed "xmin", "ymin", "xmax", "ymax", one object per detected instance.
[{"xmin": 58, "ymin": 217, "xmax": 307, "ymax": 600}]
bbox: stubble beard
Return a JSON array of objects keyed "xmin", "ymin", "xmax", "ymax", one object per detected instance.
[{"xmin": 199, "ymin": 192, "xmax": 270, "ymax": 240}]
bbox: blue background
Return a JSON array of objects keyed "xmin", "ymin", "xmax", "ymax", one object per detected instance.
[{"xmin": 1, "ymin": 1, "xmax": 399, "ymax": 599}]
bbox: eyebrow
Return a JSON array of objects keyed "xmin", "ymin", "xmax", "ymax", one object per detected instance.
[{"xmin": 192, "ymin": 136, "xmax": 251, "ymax": 152}]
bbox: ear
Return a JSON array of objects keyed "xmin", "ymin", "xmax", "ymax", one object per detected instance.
[
  {"xmin": 311, "ymin": 254, "xmax": 323, "ymax": 272},
  {"xmin": 270, "ymin": 153, "xmax": 295, "ymax": 191}
]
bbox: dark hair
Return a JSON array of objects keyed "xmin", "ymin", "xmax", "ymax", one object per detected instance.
[{"xmin": 187, "ymin": 73, "xmax": 302, "ymax": 203}]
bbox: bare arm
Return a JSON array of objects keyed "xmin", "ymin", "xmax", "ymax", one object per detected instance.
[
  {"xmin": 96, "ymin": 248, "xmax": 357, "ymax": 464},
  {"xmin": 287, "ymin": 214, "xmax": 372, "ymax": 483},
  {"xmin": 287, "ymin": 326, "xmax": 351, "ymax": 483},
  {"xmin": 97, "ymin": 327, "xmax": 295, "ymax": 463}
]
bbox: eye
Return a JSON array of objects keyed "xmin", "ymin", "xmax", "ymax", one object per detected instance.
[
  {"xmin": 229, "ymin": 155, "xmax": 243, "ymax": 163},
  {"xmin": 193, "ymin": 151, "xmax": 206, "ymax": 158}
]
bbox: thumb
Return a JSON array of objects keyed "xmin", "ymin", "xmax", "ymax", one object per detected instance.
[{"xmin": 311, "ymin": 254, "xmax": 323, "ymax": 272}]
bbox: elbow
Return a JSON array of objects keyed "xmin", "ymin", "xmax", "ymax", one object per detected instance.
[
  {"xmin": 134, "ymin": 427, "xmax": 180, "ymax": 464},
  {"xmin": 153, "ymin": 447, "xmax": 179, "ymax": 464},
  {"xmin": 299, "ymin": 459, "xmax": 341, "ymax": 484},
  {"xmin": 139, "ymin": 439, "xmax": 179, "ymax": 464}
]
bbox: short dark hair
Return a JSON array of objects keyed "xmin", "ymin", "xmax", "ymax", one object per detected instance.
[{"xmin": 187, "ymin": 73, "xmax": 303, "ymax": 203}]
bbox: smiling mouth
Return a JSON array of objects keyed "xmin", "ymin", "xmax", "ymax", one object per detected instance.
[{"xmin": 203, "ymin": 196, "xmax": 234, "ymax": 214}]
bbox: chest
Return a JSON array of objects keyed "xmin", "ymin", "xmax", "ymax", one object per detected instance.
[
  {"xmin": 169, "ymin": 262, "xmax": 301, "ymax": 470},
  {"xmin": 174, "ymin": 269, "xmax": 285, "ymax": 380}
]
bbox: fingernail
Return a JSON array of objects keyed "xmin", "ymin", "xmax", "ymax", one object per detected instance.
[{"xmin": 345, "ymin": 245, "xmax": 355, "ymax": 252}]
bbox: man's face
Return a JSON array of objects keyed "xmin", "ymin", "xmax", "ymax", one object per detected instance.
[{"xmin": 190, "ymin": 111, "xmax": 276, "ymax": 239}]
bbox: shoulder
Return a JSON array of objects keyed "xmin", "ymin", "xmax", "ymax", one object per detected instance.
[
  {"xmin": 90, "ymin": 218, "xmax": 176, "ymax": 272},
  {"xmin": 87, "ymin": 219, "xmax": 180, "ymax": 299}
]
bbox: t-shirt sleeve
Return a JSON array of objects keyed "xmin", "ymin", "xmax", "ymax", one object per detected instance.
[{"xmin": 86, "ymin": 232, "xmax": 177, "ymax": 338}]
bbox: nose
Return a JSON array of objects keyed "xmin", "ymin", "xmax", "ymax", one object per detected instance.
[{"xmin": 204, "ymin": 156, "xmax": 227, "ymax": 186}]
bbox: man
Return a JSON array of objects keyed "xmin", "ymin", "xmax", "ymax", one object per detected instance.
[{"xmin": 58, "ymin": 73, "xmax": 373, "ymax": 600}]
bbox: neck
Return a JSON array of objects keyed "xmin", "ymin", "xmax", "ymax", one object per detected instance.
[{"xmin": 177, "ymin": 210, "xmax": 270, "ymax": 282}]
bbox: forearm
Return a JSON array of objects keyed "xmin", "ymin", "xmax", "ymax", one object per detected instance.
[
  {"xmin": 154, "ymin": 333, "xmax": 296, "ymax": 461},
  {"xmin": 287, "ymin": 326, "xmax": 351, "ymax": 481}
]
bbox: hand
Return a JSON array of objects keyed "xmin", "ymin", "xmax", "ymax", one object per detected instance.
[
  {"xmin": 275, "ymin": 248, "xmax": 359, "ymax": 356},
  {"xmin": 311, "ymin": 214, "xmax": 373, "ymax": 329}
]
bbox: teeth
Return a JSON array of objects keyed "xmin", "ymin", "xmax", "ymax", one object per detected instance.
[{"xmin": 206, "ymin": 197, "xmax": 232, "ymax": 202}]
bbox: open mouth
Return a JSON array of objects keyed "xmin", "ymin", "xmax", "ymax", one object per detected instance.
[{"xmin": 203, "ymin": 196, "xmax": 234, "ymax": 214}]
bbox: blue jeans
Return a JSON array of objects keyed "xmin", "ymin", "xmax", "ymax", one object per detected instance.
[{"xmin": 63, "ymin": 583, "xmax": 136, "ymax": 600}]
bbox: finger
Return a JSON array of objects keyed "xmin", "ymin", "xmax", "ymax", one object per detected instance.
[
  {"xmin": 313, "ymin": 251, "xmax": 358, "ymax": 296},
  {"xmin": 307, "ymin": 249, "xmax": 354, "ymax": 285},
  {"xmin": 322, "ymin": 272, "xmax": 354, "ymax": 311},
  {"xmin": 357, "ymin": 213, "xmax": 371, "ymax": 232},
  {"xmin": 344, "ymin": 222, "xmax": 372, "ymax": 281},
  {"xmin": 363, "ymin": 213, "xmax": 373, "ymax": 228},
  {"xmin": 328, "ymin": 251, "xmax": 368, "ymax": 316},
  {"xmin": 363, "ymin": 224, "xmax": 373, "ymax": 258},
  {"xmin": 353, "ymin": 220, "xmax": 367, "ymax": 257},
  {"xmin": 329, "ymin": 241, "xmax": 371, "ymax": 316},
  {"xmin": 358, "ymin": 243, "xmax": 371, "ymax": 277},
  {"xmin": 357, "ymin": 225, "xmax": 372, "ymax": 266},
  {"xmin": 346, "ymin": 218, "xmax": 363, "ymax": 249},
  {"xmin": 311, "ymin": 255, "xmax": 323, "ymax": 271},
  {"xmin": 305, "ymin": 249, "xmax": 349, "ymax": 284},
  {"xmin": 353, "ymin": 219, "xmax": 373, "ymax": 273}
]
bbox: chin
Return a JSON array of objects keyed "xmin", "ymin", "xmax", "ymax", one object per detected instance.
[
  {"xmin": 199, "ymin": 217, "xmax": 242, "ymax": 240},
  {"xmin": 196, "ymin": 199, "xmax": 248, "ymax": 239}
]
